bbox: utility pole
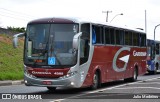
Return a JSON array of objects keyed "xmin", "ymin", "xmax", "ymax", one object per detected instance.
[
  {"xmin": 145, "ymin": 10, "xmax": 147, "ymax": 34},
  {"xmin": 102, "ymin": 11, "xmax": 112, "ymax": 22}
]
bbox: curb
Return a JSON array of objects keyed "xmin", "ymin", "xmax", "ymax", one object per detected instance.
[{"xmin": 0, "ymin": 80, "xmax": 24, "ymax": 86}]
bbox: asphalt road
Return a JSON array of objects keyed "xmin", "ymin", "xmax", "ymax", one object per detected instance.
[{"xmin": 0, "ymin": 72, "xmax": 160, "ymax": 102}]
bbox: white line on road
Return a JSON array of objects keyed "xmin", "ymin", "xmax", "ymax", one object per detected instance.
[
  {"xmin": 51, "ymin": 76, "xmax": 160, "ymax": 102},
  {"xmin": 89, "ymin": 77, "xmax": 160, "ymax": 94},
  {"xmin": 133, "ymin": 82, "xmax": 160, "ymax": 85},
  {"xmin": 114, "ymin": 87, "xmax": 160, "ymax": 90}
]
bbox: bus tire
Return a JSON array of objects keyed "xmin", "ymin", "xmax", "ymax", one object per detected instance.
[
  {"xmin": 124, "ymin": 68, "xmax": 138, "ymax": 82},
  {"xmin": 132, "ymin": 68, "xmax": 138, "ymax": 81},
  {"xmin": 154, "ymin": 63, "xmax": 159, "ymax": 74},
  {"xmin": 47, "ymin": 87, "xmax": 56, "ymax": 91},
  {"xmin": 90, "ymin": 72, "xmax": 99, "ymax": 90}
]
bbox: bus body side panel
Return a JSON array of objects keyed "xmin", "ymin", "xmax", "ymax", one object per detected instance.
[{"xmin": 82, "ymin": 46, "xmax": 147, "ymax": 87}]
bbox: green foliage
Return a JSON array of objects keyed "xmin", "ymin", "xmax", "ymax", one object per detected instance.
[
  {"xmin": 7, "ymin": 26, "xmax": 26, "ymax": 32},
  {"xmin": 0, "ymin": 34, "xmax": 24, "ymax": 80}
]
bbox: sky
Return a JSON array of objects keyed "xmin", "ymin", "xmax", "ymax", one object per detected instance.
[{"xmin": 0, "ymin": 0, "xmax": 160, "ymax": 40}]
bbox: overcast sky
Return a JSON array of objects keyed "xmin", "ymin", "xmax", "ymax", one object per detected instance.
[{"xmin": 0, "ymin": 0, "xmax": 160, "ymax": 40}]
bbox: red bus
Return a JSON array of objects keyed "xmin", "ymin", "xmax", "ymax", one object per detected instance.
[{"xmin": 13, "ymin": 17, "xmax": 147, "ymax": 91}]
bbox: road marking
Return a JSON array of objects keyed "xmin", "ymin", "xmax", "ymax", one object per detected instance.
[
  {"xmin": 88, "ymin": 77, "xmax": 160, "ymax": 94},
  {"xmin": 114, "ymin": 87, "xmax": 160, "ymax": 90},
  {"xmin": 51, "ymin": 76, "xmax": 160, "ymax": 102},
  {"xmin": 134, "ymin": 82, "xmax": 160, "ymax": 85}
]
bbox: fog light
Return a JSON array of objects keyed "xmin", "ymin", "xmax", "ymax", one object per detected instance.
[
  {"xmin": 71, "ymin": 82, "xmax": 74, "ymax": 86},
  {"xmin": 25, "ymin": 80, "xmax": 27, "ymax": 84}
]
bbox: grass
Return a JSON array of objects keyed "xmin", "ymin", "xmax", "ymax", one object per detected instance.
[{"xmin": 0, "ymin": 34, "xmax": 24, "ymax": 80}]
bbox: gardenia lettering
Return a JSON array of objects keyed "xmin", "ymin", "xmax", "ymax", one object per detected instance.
[
  {"xmin": 32, "ymin": 71, "xmax": 51, "ymax": 75},
  {"xmin": 133, "ymin": 50, "xmax": 146, "ymax": 56}
]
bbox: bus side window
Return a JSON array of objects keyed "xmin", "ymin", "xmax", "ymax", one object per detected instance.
[
  {"xmin": 133, "ymin": 32, "xmax": 139, "ymax": 46},
  {"xmin": 80, "ymin": 23, "xmax": 90, "ymax": 65},
  {"xmin": 125, "ymin": 31, "xmax": 132, "ymax": 45},
  {"xmin": 93, "ymin": 25, "xmax": 104, "ymax": 44},
  {"xmin": 140, "ymin": 34, "xmax": 146, "ymax": 47},
  {"xmin": 119, "ymin": 30, "xmax": 124, "ymax": 45},
  {"xmin": 105, "ymin": 27, "xmax": 110, "ymax": 44},
  {"xmin": 115, "ymin": 29, "xmax": 124, "ymax": 45},
  {"xmin": 110, "ymin": 28, "xmax": 115, "ymax": 44},
  {"xmin": 156, "ymin": 43, "xmax": 159, "ymax": 54}
]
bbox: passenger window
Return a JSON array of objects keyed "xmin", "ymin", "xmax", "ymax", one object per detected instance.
[
  {"xmin": 92, "ymin": 25, "xmax": 104, "ymax": 44},
  {"xmin": 140, "ymin": 34, "xmax": 146, "ymax": 47},
  {"xmin": 133, "ymin": 32, "xmax": 139, "ymax": 46},
  {"xmin": 115, "ymin": 29, "xmax": 124, "ymax": 45},
  {"xmin": 105, "ymin": 27, "xmax": 110, "ymax": 44},
  {"xmin": 110, "ymin": 28, "xmax": 115, "ymax": 44},
  {"xmin": 125, "ymin": 31, "xmax": 132, "ymax": 45}
]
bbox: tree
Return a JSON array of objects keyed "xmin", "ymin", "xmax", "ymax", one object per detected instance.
[{"xmin": 7, "ymin": 26, "xmax": 26, "ymax": 32}]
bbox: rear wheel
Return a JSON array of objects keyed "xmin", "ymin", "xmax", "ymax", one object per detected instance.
[
  {"xmin": 90, "ymin": 72, "xmax": 99, "ymax": 90},
  {"xmin": 154, "ymin": 63, "xmax": 159, "ymax": 74},
  {"xmin": 124, "ymin": 68, "xmax": 138, "ymax": 82},
  {"xmin": 132, "ymin": 68, "xmax": 138, "ymax": 81},
  {"xmin": 47, "ymin": 87, "xmax": 56, "ymax": 91}
]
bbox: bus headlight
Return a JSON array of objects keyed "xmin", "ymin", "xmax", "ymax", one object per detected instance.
[
  {"xmin": 25, "ymin": 70, "xmax": 37, "ymax": 78},
  {"xmin": 60, "ymin": 71, "xmax": 77, "ymax": 79}
]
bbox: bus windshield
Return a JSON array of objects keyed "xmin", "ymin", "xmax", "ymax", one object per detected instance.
[{"xmin": 24, "ymin": 23, "xmax": 78, "ymax": 67}]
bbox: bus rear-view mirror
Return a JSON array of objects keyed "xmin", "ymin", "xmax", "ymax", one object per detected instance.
[
  {"xmin": 13, "ymin": 33, "xmax": 25, "ymax": 48},
  {"xmin": 73, "ymin": 32, "xmax": 82, "ymax": 50}
]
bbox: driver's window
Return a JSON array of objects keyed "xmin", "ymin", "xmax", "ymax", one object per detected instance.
[{"xmin": 80, "ymin": 23, "xmax": 90, "ymax": 65}]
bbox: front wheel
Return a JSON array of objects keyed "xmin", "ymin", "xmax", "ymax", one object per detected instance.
[{"xmin": 90, "ymin": 72, "xmax": 99, "ymax": 90}]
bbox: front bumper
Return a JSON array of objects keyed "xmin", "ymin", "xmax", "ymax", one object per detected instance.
[{"xmin": 24, "ymin": 72, "xmax": 82, "ymax": 88}]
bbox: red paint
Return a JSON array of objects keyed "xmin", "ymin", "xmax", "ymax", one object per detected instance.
[
  {"xmin": 27, "ymin": 67, "xmax": 70, "ymax": 78},
  {"xmin": 82, "ymin": 46, "xmax": 147, "ymax": 87}
]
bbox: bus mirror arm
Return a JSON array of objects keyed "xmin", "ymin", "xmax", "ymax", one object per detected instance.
[
  {"xmin": 13, "ymin": 33, "xmax": 25, "ymax": 48},
  {"xmin": 73, "ymin": 32, "xmax": 82, "ymax": 50}
]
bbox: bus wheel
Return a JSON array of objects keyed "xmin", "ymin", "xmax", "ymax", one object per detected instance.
[
  {"xmin": 90, "ymin": 72, "xmax": 99, "ymax": 90},
  {"xmin": 47, "ymin": 87, "xmax": 56, "ymax": 91},
  {"xmin": 132, "ymin": 68, "xmax": 138, "ymax": 81},
  {"xmin": 124, "ymin": 68, "xmax": 138, "ymax": 82},
  {"xmin": 154, "ymin": 64, "xmax": 158, "ymax": 74}
]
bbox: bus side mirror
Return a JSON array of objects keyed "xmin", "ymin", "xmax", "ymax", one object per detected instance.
[
  {"xmin": 13, "ymin": 36, "xmax": 18, "ymax": 48},
  {"xmin": 73, "ymin": 32, "xmax": 82, "ymax": 50},
  {"xmin": 13, "ymin": 33, "xmax": 25, "ymax": 48}
]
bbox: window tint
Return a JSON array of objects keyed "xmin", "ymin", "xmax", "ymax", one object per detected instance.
[
  {"xmin": 110, "ymin": 28, "xmax": 115, "ymax": 44},
  {"xmin": 80, "ymin": 23, "xmax": 90, "ymax": 65},
  {"xmin": 92, "ymin": 25, "xmax": 104, "ymax": 44},
  {"xmin": 156, "ymin": 43, "xmax": 160, "ymax": 54},
  {"xmin": 92, "ymin": 24, "xmax": 146, "ymax": 47},
  {"xmin": 93, "ymin": 25, "xmax": 100, "ymax": 43},
  {"xmin": 125, "ymin": 31, "xmax": 132, "ymax": 45},
  {"xmin": 133, "ymin": 32, "xmax": 139, "ymax": 46},
  {"xmin": 115, "ymin": 29, "xmax": 124, "ymax": 45},
  {"xmin": 81, "ymin": 23, "xmax": 90, "ymax": 35},
  {"xmin": 140, "ymin": 34, "xmax": 146, "ymax": 47},
  {"xmin": 105, "ymin": 27, "xmax": 110, "ymax": 44}
]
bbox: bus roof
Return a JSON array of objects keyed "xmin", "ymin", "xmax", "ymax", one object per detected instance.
[
  {"xmin": 147, "ymin": 39, "xmax": 160, "ymax": 45},
  {"xmin": 28, "ymin": 17, "xmax": 145, "ymax": 34}
]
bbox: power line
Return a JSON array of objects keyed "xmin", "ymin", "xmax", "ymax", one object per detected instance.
[
  {"xmin": 0, "ymin": 8, "xmax": 38, "ymax": 18},
  {"xmin": 0, "ymin": 10, "xmax": 34, "ymax": 20},
  {"xmin": 0, "ymin": 14, "xmax": 29, "ymax": 21}
]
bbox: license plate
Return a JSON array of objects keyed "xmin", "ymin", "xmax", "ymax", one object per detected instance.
[{"xmin": 42, "ymin": 81, "xmax": 52, "ymax": 85}]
